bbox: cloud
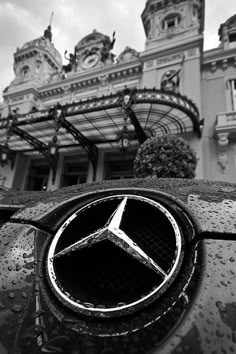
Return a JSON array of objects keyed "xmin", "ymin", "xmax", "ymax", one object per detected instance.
[
  {"xmin": 1, "ymin": 0, "xmax": 236, "ymax": 102},
  {"xmin": 204, "ymin": 0, "xmax": 236, "ymax": 49},
  {"xmin": 51, "ymin": 0, "xmax": 145, "ymax": 55}
]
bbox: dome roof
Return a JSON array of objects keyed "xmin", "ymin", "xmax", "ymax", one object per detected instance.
[
  {"xmin": 75, "ymin": 30, "xmax": 110, "ymax": 52},
  {"xmin": 17, "ymin": 31, "xmax": 62, "ymax": 65},
  {"xmin": 218, "ymin": 14, "xmax": 236, "ymax": 40},
  {"xmin": 221, "ymin": 14, "xmax": 236, "ymax": 28}
]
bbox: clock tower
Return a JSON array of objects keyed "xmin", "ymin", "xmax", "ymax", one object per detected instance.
[
  {"xmin": 140, "ymin": 0, "xmax": 204, "ymax": 99},
  {"xmin": 140, "ymin": 0, "xmax": 205, "ymax": 178},
  {"xmin": 142, "ymin": 0, "xmax": 204, "ymax": 51},
  {"xmin": 75, "ymin": 30, "xmax": 116, "ymax": 72},
  {"xmin": 3, "ymin": 25, "xmax": 62, "ymax": 114}
]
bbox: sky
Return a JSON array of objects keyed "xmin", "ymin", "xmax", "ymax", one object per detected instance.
[{"xmin": 0, "ymin": 0, "xmax": 236, "ymax": 101}]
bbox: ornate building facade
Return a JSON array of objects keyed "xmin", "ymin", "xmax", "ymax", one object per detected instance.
[{"xmin": 0, "ymin": 0, "xmax": 236, "ymax": 191}]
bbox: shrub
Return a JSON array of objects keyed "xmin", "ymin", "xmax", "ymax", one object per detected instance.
[{"xmin": 134, "ymin": 135, "xmax": 197, "ymax": 178}]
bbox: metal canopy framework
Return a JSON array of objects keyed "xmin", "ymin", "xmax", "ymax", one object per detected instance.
[
  {"xmin": 10, "ymin": 125, "xmax": 58, "ymax": 180},
  {"xmin": 0, "ymin": 88, "xmax": 201, "ymax": 177},
  {"xmin": 55, "ymin": 108, "xmax": 98, "ymax": 179},
  {"xmin": 11, "ymin": 125, "xmax": 49, "ymax": 159}
]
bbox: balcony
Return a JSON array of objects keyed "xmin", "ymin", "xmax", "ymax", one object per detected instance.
[
  {"xmin": 216, "ymin": 111, "xmax": 236, "ymax": 134},
  {"xmin": 215, "ymin": 111, "xmax": 236, "ymax": 172}
]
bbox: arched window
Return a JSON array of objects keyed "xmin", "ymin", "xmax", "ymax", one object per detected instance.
[
  {"xmin": 161, "ymin": 13, "xmax": 181, "ymax": 31},
  {"xmin": 230, "ymin": 79, "xmax": 236, "ymax": 110},
  {"xmin": 21, "ymin": 66, "xmax": 30, "ymax": 78},
  {"xmin": 229, "ymin": 32, "xmax": 236, "ymax": 46}
]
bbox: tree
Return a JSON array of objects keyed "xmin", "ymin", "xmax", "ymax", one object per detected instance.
[{"xmin": 134, "ymin": 135, "xmax": 197, "ymax": 178}]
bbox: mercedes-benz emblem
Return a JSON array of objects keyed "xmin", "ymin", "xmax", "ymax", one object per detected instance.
[{"xmin": 47, "ymin": 194, "xmax": 184, "ymax": 318}]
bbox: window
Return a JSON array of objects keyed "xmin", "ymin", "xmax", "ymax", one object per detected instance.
[
  {"xmin": 229, "ymin": 33, "xmax": 236, "ymax": 43},
  {"xmin": 229, "ymin": 32, "xmax": 236, "ymax": 48},
  {"xmin": 162, "ymin": 13, "xmax": 181, "ymax": 31},
  {"xmin": 26, "ymin": 160, "xmax": 49, "ymax": 191},
  {"xmin": 230, "ymin": 79, "xmax": 236, "ymax": 110},
  {"xmin": 21, "ymin": 66, "xmax": 30, "ymax": 78},
  {"xmin": 104, "ymin": 152, "xmax": 136, "ymax": 180},
  {"xmin": 60, "ymin": 155, "xmax": 88, "ymax": 187}
]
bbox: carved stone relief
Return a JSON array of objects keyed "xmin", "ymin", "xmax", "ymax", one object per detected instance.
[
  {"xmin": 99, "ymin": 75, "xmax": 109, "ymax": 87},
  {"xmin": 117, "ymin": 47, "xmax": 139, "ymax": 64},
  {"xmin": 160, "ymin": 69, "xmax": 180, "ymax": 92},
  {"xmin": 217, "ymin": 133, "xmax": 229, "ymax": 173},
  {"xmin": 156, "ymin": 53, "xmax": 183, "ymax": 66}
]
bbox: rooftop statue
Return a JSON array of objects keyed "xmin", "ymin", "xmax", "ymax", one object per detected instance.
[
  {"xmin": 43, "ymin": 12, "xmax": 54, "ymax": 42},
  {"xmin": 101, "ymin": 31, "xmax": 116, "ymax": 63},
  {"xmin": 161, "ymin": 70, "xmax": 180, "ymax": 92},
  {"xmin": 63, "ymin": 50, "xmax": 77, "ymax": 73},
  {"xmin": 161, "ymin": 55, "xmax": 185, "ymax": 93},
  {"xmin": 43, "ymin": 25, "xmax": 52, "ymax": 42}
]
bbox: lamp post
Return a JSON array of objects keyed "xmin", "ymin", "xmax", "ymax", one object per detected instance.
[
  {"xmin": 48, "ymin": 135, "xmax": 59, "ymax": 157},
  {"xmin": 118, "ymin": 125, "xmax": 131, "ymax": 154},
  {"xmin": 48, "ymin": 135, "xmax": 59, "ymax": 184},
  {"xmin": 1, "ymin": 143, "xmax": 9, "ymax": 167}
]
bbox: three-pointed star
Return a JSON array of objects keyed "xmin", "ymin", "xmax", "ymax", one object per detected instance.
[{"xmin": 52, "ymin": 197, "xmax": 167, "ymax": 278}]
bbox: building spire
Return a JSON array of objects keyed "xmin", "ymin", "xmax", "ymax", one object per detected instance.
[
  {"xmin": 43, "ymin": 12, "xmax": 54, "ymax": 42},
  {"xmin": 49, "ymin": 11, "xmax": 54, "ymax": 26}
]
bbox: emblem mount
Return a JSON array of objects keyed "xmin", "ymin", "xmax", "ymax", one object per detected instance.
[{"xmin": 47, "ymin": 194, "xmax": 184, "ymax": 318}]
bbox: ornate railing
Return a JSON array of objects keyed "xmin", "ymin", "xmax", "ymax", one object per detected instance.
[
  {"xmin": 216, "ymin": 111, "xmax": 236, "ymax": 132},
  {"xmin": 0, "ymin": 88, "xmax": 200, "ymax": 132}
]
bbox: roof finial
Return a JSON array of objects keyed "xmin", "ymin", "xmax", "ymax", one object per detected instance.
[
  {"xmin": 49, "ymin": 11, "xmax": 54, "ymax": 27},
  {"xmin": 43, "ymin": 12, "xmax": 53, "ymax": 42}
]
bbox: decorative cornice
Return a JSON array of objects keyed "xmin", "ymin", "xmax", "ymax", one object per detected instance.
[
  {"xmin": 203, "ymin": 56, "xmax": 236, "ymax": 73},
  {"xmin": 203, "ymin": 47, "xmax": 236, "ymax": 66},
  {"xmin": 3, "ymin": 84, "xmax": 40, "ymax": 100},
  {"xmin": 14, "ymin": 45, "xmax": 61, "ymax": 70},
  {"xmin": 38, "ymin": 63, "xmax": 142, "ymax": 98},
  {"xmin": 140, "ymin": 34, "xmax": 203, "ymax": 62}
]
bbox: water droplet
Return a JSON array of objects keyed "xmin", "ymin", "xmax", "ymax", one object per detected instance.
[
  {"xmin": 11, "ymin": 304, "xmax": 22, "ymax": 313},
  {"xmin": 216, "ymin": 329, "xmax": 224, "ymax": 338},
  {"xmin": 216, "ymin": 301, "xmax": 226, "ymax": 312},
  {"xmin": 216, "ymin": 254, "xmax": 223, "ymax": 259},
  {"xmin": 220, "ymin": 281, "xmax": 227, "ymax": 287}
]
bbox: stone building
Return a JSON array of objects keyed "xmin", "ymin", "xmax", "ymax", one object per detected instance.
[{"xmin": 0, "ymin": 0, "xmax": 236, "ymax": 191}]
